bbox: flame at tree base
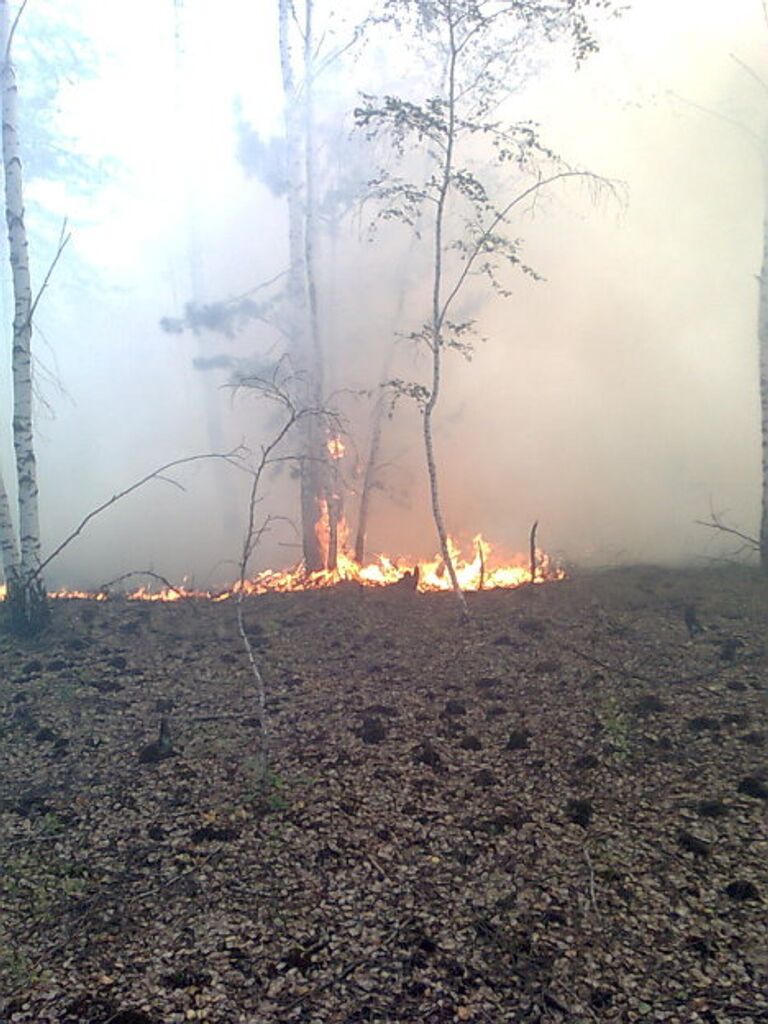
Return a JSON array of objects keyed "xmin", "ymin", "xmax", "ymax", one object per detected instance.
[
  {"xmin": 242, "ymin": 533, "xmax": 563, "ymax": 595},
  {"xmin": 0, "ymin": 533, "xmax": 565, "ymax": 602}
]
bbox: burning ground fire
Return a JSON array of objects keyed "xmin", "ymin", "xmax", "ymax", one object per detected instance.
[{"xmin": 0, "ymin": 530, "xmax": 564, "ymax": 602}]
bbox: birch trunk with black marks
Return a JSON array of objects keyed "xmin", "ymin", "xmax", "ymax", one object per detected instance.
[
  {"xmin": 0, "ymin": 466, "xmax": 19, "ymax": 586},
  {"xmin": 302, "ymin": 0, "xmax": 336, "ymax": 571},
  {"xmin": 279, "ymin": 0, "xmax": 325, "ymax": 571},
  {"xmin": 1, "ymin": 0, "xmax": 46, "ymax": 632},
  {"xmin": 425, "ymin": 12, "xmax": 468, "ymax": 622},
  {"xmin": 759, "ymin": 142, "xmax": 768, "ymax": 571}
]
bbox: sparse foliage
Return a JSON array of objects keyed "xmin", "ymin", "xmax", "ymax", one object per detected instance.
[{"xmin": 357, "ymin": 0, "xmax": 619, "ymax": 619}]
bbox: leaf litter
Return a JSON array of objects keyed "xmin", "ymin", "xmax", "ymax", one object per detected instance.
[{"xmin": 1, "ymin": 565, "xmax": 767, "ymax": 1022}]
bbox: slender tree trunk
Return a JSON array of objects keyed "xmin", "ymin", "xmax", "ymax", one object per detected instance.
[
  {"xmin": 354, "ymin": 234, "xmax": 418, "ymax": 563},
  {"xmin": 172, "ymin": 0, "xmax": 239, "ymax": 536},
  {"xmin": 354, "ymin": 302, "xmax": 400, "ymax": 564},
  {"xmin": 302, "ymin": 0, "xmax": 336, "ymax": 570},
  {"xmin": 759, "ymin": 143, "xmax": 768, "ymax": 572},
  {"xmin": 0, "ymin": 466, "xmax": 18, "ymax": 583},
  {"xmin": 278, "ymin": 0, "xmax": 324, "ymax": 571},
  {"xmin": 354, "ymin": 387, "xmax": 385, "ymax": 564},
  {"xmin": 1, "ymin": 0, "xmax": 47, "ymax": 632},
  {"xmin": 424, "ymin": 10, "xmax": 467, "ymax": 622}
]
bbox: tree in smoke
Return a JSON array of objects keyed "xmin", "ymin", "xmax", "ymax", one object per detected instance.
[
  {"xmin": 729, "ymin": 37, "xmax": 768, "ymax": 572},
  {"xmin": 277, "ymin": 0, "xmax": 329, "ymax": 572},
  {"xmin": 0, "ymin": 0, "xmax": 67, "ymax": 633},
  {"xmin": 672, "ymin": 30, "xmax": 768, "ymax": 570},
  {"xmin": 356, "ymin": 0, "xmax": 618, "ymax": 619},
  {"xmin": 167, "ymin": 0, "xmax": 372, "ymax": 576}
]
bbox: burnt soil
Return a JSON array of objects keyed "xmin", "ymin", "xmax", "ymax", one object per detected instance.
[{"xmin": 1, "ymin": 566, "xmax": 767, "ymax": 1024}]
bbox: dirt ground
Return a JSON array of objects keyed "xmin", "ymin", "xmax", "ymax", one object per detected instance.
[{"xmin": 1, "ymin": 565, "xmax": 767, "ymax": 1024}]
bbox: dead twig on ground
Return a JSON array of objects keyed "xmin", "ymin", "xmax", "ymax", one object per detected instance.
[
  {"xmin": 529, "ymin": 519, "xmax": 538, "ymax": 583},
  {"xmin": 583, "ymin": 845, "xmax": 598, "ymax": 913},
  {"xmin": 96, "ymin": 569, "xmax": 188, "ymax": 597}
]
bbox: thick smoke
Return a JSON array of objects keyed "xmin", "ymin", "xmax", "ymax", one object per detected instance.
[{"xmin": 10, "ymin": 0, "xmax": 766, "ymax": 588}]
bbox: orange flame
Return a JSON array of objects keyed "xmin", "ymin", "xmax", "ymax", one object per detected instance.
[
  {"xmin": 2, "ymin": 526, "xmax": 563, "ymax": 602},
  {"xmin": 327, "ymin": 436, "xmax": 345, "ymax": 460}
]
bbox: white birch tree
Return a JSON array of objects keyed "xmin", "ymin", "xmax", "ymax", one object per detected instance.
[
  {"xmin": 278, "ymin": 0, "xmax": 329, "ymax": 573},
  {"xmin": 759, "ymin": 137, "xmax": 768, "ymax": 568},
  {"xmin": 357, "ymin": 0, "xmax": 618, "ymax": 620},
  {"xmin": 0, "ymin": 0, "xmax": 47, "ymax": 633},
  {"xmin": 676, "ymin": 45, "xmax": 768, "ymax": 570}
]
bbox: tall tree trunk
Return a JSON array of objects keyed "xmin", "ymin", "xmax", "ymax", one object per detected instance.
[
  {"xmin": 278, "ymin": 0, "xmax": 324, "ymax": 571},
  {"xmin": 425, "ymin": 12, "xmax": 467, "ymax": 622},
  {"xmin": 354, "ymin": 313, "xmax": 399, "ymax": 564},
  {"xmin": 172, "ymin": 0, "xmax": 239, "ymax": 535},
  {"xmin": 1, "ymin": 0, "xmax": 47, "ymax": 632},
  {"xmin": 302, "ymin": 0, "xmax": 335, "ymax": 570},
  {"xmin": 354, "ymin": 388, "xmax": 385, "ymax": 564},
  {"xmin": 0, "ymin": 466, "xmax": 19, "ymax": 584},
  {"xmin": 759, "ymin": 146, "xmax": 768, "ymax": 571},
  {"xmin": 354, "ymin": 239, "xmax": 420, "ymax": 564}
]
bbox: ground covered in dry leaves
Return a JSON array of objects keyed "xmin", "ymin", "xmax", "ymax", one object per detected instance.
[{"xmin": 1, "ymin": 566, "xmax": 767, "ymax": 1024}]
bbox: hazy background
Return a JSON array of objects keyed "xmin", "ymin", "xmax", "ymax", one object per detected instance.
[{"xmin": 3, "ymin": 0, "xmax": 766, "ymax": 589}]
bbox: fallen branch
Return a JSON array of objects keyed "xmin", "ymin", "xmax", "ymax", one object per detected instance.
[
  {"xmin": 583, "ymin": 845, "xmax": 598, "ymax": 913},
  {"xmin": 96, "ymin": 569, "xmax": 187, "ymax": 597}
]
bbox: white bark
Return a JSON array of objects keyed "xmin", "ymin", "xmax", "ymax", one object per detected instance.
[
  {"xmin": 1, "ymin": 0, "xmax": 42, "ymax": 586},
  {"xmin": 425, "ymin": 12, "xmax": 468, "ymax": 622},
  {"xmin": 278, "ymin": 0, "xmax": 326, "ymax": 571},
  {"xmin": 759, "ymin": 142, "xmax": 768, "ymax": 570},
  {"xmin": 0, "ymin": 464, "xmax": 19, "ymax": 583},
  {"xmin": 302, "ymin": 0, "xmax": 338, "ymax": 570}
]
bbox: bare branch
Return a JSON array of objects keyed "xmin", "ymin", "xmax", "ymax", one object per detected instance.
[
  {"xmin": 35, "ymin": 448, "xmax": 247, "ymax": 579},
  {"xmin": 228, "ymin": 268, "xmax": 288, "ymax": 305},
  {"xmin": 231, "ymin": 363, "xmax": 338, "ymax": 784},
  {"xmin": 666, "ymin": 89, "xmax": 760, "ymax": 151},
  {"xmin": 440, "ymin": 170, "xmax": 619, "ymax": 325},
  {"xmin": 96, "ymin": 569, "xmax": 188, "ymax": 598},
  {"xmin": 730, "ymin": 52, "xmax": 768, "ymax": 98},
  {"xmin": 5, "ymin": 0, "xmax": 29, "ymax": 64},
  {"xmin": 696, "ymin": 513, "xmax": 759, "ymax": 551},
  {"xmin": 28, "ymin": 220, "xmax": 71, "ymax": 327},
  {"xmin": 313, "ymin": 23, "xmax": 367, "ymax": 79}
]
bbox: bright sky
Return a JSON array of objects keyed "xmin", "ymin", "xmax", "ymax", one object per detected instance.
[{"xmin": 44, "ymin": 0, "xmax": 766, "ymax": 251}]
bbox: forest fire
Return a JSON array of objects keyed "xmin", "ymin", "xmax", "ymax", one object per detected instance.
[
  {"xmin": 0, "ymin": 531, "xmax": 564, "ymax": 603},
  {"xmin": 327, "ymin": 436, "xmax": 345, "ymax": 460}
]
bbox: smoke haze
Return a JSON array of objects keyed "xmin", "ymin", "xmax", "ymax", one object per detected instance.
[{"xmin": 5, "ymin": 0, "xmax": 766, "ymax": 588}]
